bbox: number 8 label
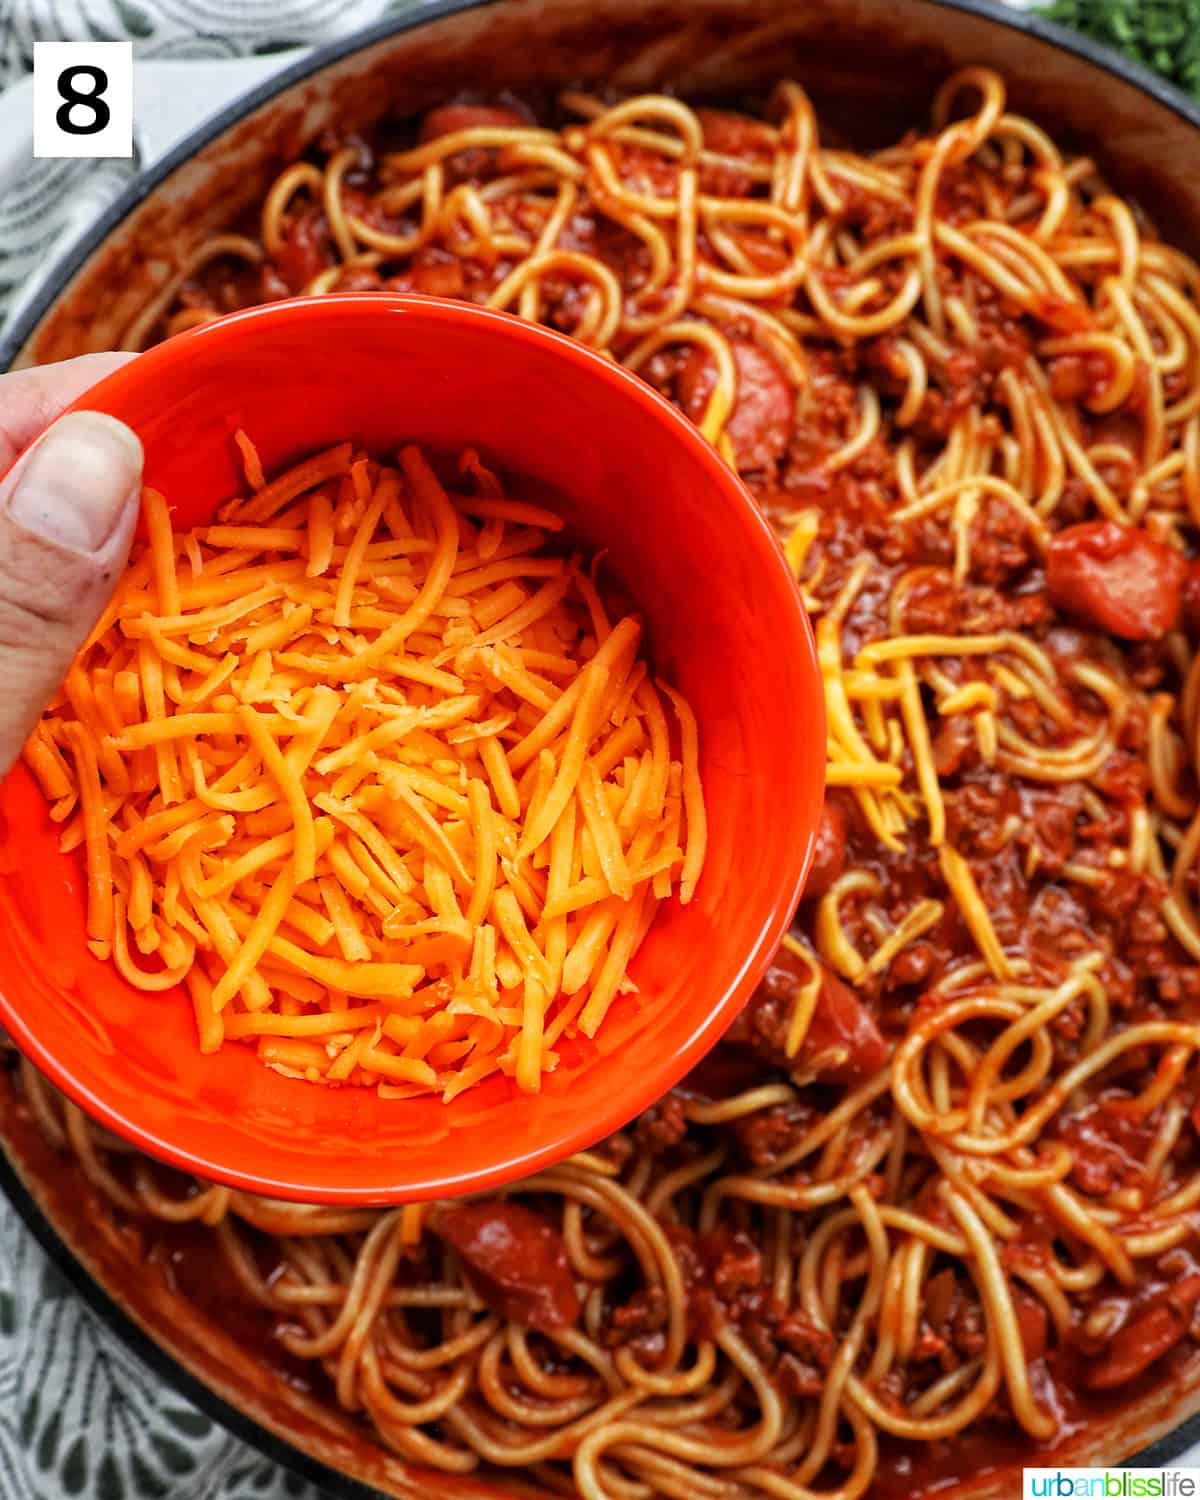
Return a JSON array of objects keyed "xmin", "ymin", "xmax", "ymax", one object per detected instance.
[
  {"xmin": 33, "ymin": 42, "xmax": 132, "ymax": 159},
  {"xmin": 56, "ymin": 66, "xmax": 113, "ymax": 138}
]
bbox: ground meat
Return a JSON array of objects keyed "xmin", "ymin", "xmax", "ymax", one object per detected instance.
[
  {"xmin": 667, "ymin": 1225, "xmax": 764, "ymax": 1340},
  {"xmin": 1014, "ymin": 786, "xmax": 1083, "ymax": 876},
  {"xmin": 898, "ymin": 570, "xmax": 964, "ymax": 634},
  {"xmin": 593, "ymin": 1131, "xmax": 634, "ymax": 1170},
  {"xmin": 1055, "ymin": 1104, "xmax": 1155, "ymax": 1198},
  {"xmin": 609, "ymin": 1283, "xmax": 668, "ymax": 1339},
  {"xmin": 709, "ymin": 1229, "xmax": 763, "ymax": 1295},
  {"xmin": 970, "ymin": 847, "xmax": 1034, "ymax": 950},
  {"xmin": 786, "ymin": 358, "xmax": 859, "ymax": 473},
  {"xmin": 920, "ymin": 1269, "xmax": 989, "ymax": 1365},
  {"xmin": 616, "ymin": 145, "xmax": 680, "ymax": 199},
  {"xmin": 732, "ymin": 1099, "xmax": 818, "ymax": 1168},
  {"xmin": 633, "ymin": 1093, "xmax": 688, "ymax": 1156},
  {"xmin": 667, "ymin": 1223, "xmax": 836, "ymax": 1389},
  {"xmin": 943, "ymin": 777, "xmax": 1019, "ymax": 857},
  {"xmin": 968, "ymin": 495, "xmax": 1040, "ymax": 586},
  {"xmin": 834, "ymin": 185, "xmax": 914, "ymax": 240},
  {"xmin": 695, "ymin": 108, "xmax": 775, "ymax": 197},
  {"xmin": 771, "ymin": 1309, "xmax": 837, "ymax": 1395},
  {"xmin": 387, "ymin": 246, "xmax": 467, "ymax": 299},
  {"xmin": 777, "ymin": 1352, "xmax": 826, "ymax": 1398},
  {"xmin": 330, "ymin": 265, "xmax": 385, "ymax": 292},
  {"xmin": 1157, "ymin": 965, "xmax": 1200, "ymax": 1008}
]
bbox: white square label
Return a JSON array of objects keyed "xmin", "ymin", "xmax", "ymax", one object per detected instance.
[{"xmin": 32, "ymin": 42, "xmax": 133, "ymax": 159}]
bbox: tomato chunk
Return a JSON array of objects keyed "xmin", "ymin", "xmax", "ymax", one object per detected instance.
[
  {"xmin": 1046, "ymin": 521, "xmax": 1186, "ymax": 641},
  {"xmin": 431, "ymin": 1199, "xmax": 579, "ymax": 1332}
]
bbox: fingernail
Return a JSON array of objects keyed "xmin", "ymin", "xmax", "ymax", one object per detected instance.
[{"xmin": 5, "ymin": 411, "xmax": 143, "ymax": 555}]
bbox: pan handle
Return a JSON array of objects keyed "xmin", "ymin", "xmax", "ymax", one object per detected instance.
[{"xmin": 0, "ymin": 50, "xmax": 308, "ymax": 339}]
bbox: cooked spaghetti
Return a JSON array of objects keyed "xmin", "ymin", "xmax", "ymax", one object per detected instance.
[
  {"xmin": 22, "ymin": 439, "xmax": 703, "ymax": 1098},
  {"xmin": 12, "ymin": 63, "xmax": 1200, "ymax": 1498}
]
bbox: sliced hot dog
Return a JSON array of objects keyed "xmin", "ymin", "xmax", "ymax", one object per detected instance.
[{"xmin": 1046, "ymin": 520, "xmax": 1186, "ymax": 641}]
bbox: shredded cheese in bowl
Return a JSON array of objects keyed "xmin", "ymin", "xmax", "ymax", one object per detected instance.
[{"xmin": 24, "ymin": 434, "xmax": 706, "ymax": 1101}]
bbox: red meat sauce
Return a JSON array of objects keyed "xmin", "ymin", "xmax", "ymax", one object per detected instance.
[
  {"xmin": 875, "ymin": 1330, "xmax": 1200, "ymax": 1500},
  {"xmin": 166, "ymin": 100, "xmax": 819, "ymax": 465},
  {"xmin": 123, "ymin": 89, "xmax": 1200, "ymax": 1489}
]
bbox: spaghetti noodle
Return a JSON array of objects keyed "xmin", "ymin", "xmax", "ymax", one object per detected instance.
[{"xmin": 14, "ymin": 64, "xmax": 1200, "ymax": 1497}]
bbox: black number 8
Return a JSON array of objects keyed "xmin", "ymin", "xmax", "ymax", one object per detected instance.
[{"xmin": 55, "ymin": 66, "xmax": 111, "ymax": 136}]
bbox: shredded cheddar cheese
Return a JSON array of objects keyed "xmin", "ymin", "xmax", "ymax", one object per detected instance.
[
  {"xmin": 787, "ymin": 505, "xmax": 1102, "ymax": 990},
  {"xmin": 25, "ymin": 437, "xmax": 706, "ymax": 1100}
]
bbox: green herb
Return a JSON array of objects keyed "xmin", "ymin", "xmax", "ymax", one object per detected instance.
[{"xmin": 1039, "ymin": 0, "xmax": 1200, "ymax": 99}]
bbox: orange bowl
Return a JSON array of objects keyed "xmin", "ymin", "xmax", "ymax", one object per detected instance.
[{"xmin": 0, "ymin": 294, "xmax": 824, "ymax": 1203}]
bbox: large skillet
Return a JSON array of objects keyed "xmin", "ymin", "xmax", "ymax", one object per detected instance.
[{"xmin": 4, "ymin": 0, "xmax": 1200, "ymax": 1490}]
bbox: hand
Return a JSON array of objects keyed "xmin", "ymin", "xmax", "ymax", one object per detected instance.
[{"xmin": 0, "ymin": 354, "xmax": 143, "ymax": 774}]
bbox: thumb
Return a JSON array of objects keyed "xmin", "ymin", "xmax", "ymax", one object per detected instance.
[{"xmin": 0, "ymin": 411, "xmax": 142, "ymax": 774}]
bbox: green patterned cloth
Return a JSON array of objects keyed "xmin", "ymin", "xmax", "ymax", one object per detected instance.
[
  {"xmin": 0, "ymin": 2, "xmax": 1196, "ymax": 1497},
  {"xmin": 0, "ymin": 1196, "xmax": 319, "ymax": 1500},
  {"xmin": 1039, "ymin": 0, "xmax": 1200, "ymax": 99}
]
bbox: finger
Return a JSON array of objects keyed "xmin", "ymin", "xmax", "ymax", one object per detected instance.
[
  {"xmin": 0, "ymin": 410, "xmax": 143, "ymax": 773},
  {"xmin": 0, "ymin": 353, "xmax": 137, "ymax": 471}
]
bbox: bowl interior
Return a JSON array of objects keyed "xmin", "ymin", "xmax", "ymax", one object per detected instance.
[{"xmin": 0, "ymin": 295, "xmax": 823, "ymax": 1202}]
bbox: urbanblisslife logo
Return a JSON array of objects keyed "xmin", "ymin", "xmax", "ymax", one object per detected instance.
[{"xmin": 1024, "ymin": 1472, "xmax": 1200, "ymax": 1498}]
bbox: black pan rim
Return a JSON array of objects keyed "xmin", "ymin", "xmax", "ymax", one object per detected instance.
[{"xmin": 2, "ymin": 0, "xmax": 1200, "ymax": 1481}]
